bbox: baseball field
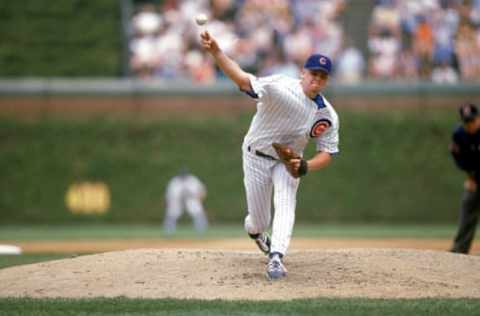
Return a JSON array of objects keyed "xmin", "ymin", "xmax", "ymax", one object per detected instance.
[
  {"xmin": 1, "ymin": 224, "xmax": 479, "ymax": 315},
  {"xmin": 2, "ymin": 1, "xmax": 480, "ymax": 314},
  {"xmin": 1, "ymin": 93, "xmax": 480, "ymax": 315}
]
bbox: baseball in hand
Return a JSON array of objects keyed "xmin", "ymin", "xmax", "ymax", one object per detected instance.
[{"xmin": 195, "ymin": 13, "xmax": 208, "ymax": 26}]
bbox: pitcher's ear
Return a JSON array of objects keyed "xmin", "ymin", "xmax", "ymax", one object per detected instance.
[{"xmin": 300, "ymin": 69, "xmax": 306, "ymax": 79}]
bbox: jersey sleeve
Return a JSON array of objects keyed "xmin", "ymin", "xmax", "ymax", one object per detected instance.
[
  {"xmin": 245, "ymin": 74, "xmax": 283, "ymax": 100},
  {"xmin": 315, "ymin": 121, "xmax": 339, "ymax": 154}
]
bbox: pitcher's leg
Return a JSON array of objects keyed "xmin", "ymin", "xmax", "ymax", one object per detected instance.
[
  {"xmin": 243, "ymin": 154, "xmax": 273, "ymax": 235},
  {"xmin": 270, "ymin": 163, "xmax": 300, "ymax": 256}
]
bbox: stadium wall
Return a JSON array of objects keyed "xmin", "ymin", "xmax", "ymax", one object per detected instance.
[{"xmin": 1, "ymin": 81, "xmax": 479, "ymax": 224}]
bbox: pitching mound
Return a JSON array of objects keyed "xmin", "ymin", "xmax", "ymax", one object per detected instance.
[{"xmin": 1, "ymin": 248, "xmax": 479, "ymax": 300}]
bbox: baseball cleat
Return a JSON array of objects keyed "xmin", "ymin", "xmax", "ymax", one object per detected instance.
[
  {"xmin": 249, "ymin": 232, "xmax": 271, "ymax": 255},
  {"xmin": 266, "ymin": 253, "xmax": 287, "ymax": 280}
]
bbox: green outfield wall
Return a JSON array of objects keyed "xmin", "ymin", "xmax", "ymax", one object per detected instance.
[{"xmin": 0, "ymin": 105, "xmax": 465, "ymax": 224}]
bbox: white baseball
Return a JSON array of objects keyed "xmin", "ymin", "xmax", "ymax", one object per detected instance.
[{"xmin": 195, "ymin": 13, "xmax": 208, "ymax": 26}]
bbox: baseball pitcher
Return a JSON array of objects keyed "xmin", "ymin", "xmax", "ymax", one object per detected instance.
[{"xmin": 201, "ymin": 31, "xmax": 339, "ymax": 280}]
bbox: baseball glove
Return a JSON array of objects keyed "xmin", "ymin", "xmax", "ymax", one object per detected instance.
[{"xmin": 272, "ymin": 143, "xmax": 308, "ymax": 178}]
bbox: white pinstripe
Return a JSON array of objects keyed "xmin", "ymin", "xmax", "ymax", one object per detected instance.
[
  {"xmin": 243, "ymin": 152, "xmax": 274, "ymax": 234},
  {"xmin": 270, "ymin": 162, "xmax": 299, "ymax": 254},
  {"xmin": 241, "ymin": 74, "xmax": 339, "ymax": 256}
]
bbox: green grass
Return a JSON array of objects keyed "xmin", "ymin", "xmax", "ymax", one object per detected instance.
[
  {"xmin": 0, "ymin": 224, "xmax": 460, "ymax": 240},
  {"xmin": 0, "ymin": 297, "xmax": 479, "ymax": 316},
  {"xmin": 0, "ymin": 254, "xmax": 70, "ymax": 269}
]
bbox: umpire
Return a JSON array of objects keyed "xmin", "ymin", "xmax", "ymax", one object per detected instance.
[{"xmin": 449, "ymin": 103, "xmax": 480, "ymax": 254}]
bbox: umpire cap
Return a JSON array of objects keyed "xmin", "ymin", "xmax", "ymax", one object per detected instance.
[{"xmin": 459, "ymin": 103, "xmax": 478, "ymax": 123}]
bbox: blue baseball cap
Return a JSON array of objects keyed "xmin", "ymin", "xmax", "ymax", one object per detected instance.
[{"xmin": 304, "ymin": 54, "xmax": 332, "ymax": 75}]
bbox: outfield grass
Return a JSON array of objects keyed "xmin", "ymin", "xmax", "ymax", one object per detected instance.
[
  {"xmin": 0, "ymin": 297, "xmax": 479, "ymax": 316},
  {"xmin": 0, "ymin": 224, "xmax": 459, "ymax": 240},
  {"xmin": 0, "ymin": 254, "xmax": 70, "ymax": 269}
]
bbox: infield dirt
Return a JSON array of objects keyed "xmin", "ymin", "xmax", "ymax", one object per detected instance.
[{"xmin": 1, "ymin": 248, "xmax": 479, "ymax": 300}]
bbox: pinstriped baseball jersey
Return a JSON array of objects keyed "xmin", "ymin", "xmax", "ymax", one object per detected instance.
[
  {"xmin": 243, "ymin": 74, "xmax": 339, "ymax": 157},
  {"xmin": 241, "ymin": 73, "xmax": 340, "ymax": 256}
]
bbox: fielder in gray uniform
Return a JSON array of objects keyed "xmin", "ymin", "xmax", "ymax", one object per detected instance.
[
  {"xmin": 163, "ymin": 168, "xmax": 208, "ymax": 235},
  {"xmin": 201, "ymin": 31, "xmax": 339, "ymax": 280}
]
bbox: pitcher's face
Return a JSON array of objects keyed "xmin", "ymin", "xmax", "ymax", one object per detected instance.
[{"xmin": 301, "ymin": 69, "xmax": 328, "ymax": 96}]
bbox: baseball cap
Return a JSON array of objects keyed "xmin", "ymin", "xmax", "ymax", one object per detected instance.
[
  {"xmin": 304, "ymin": 54, "xmax": 332, "ymax": 75},
  {"xmin": 459, "ymin": 103, "xmax": 478, "ymax": 123}
]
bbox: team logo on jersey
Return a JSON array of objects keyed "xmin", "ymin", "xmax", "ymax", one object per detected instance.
[
  {"xmin": 319, "ymin": 57, "xmax": 327, "ymax": 65},
  {"xmin": 310, "ymin": 119, "xmax": 331, "ymax": 137}
]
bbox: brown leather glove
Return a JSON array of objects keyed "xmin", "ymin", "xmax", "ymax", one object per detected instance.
[{"xmin": 272, "ymin": 143, "xmax": 308, "ymax": 178}]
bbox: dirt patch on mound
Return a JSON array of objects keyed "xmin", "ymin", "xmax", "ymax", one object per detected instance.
[{"xmin": 1, "ymin": 249, "xmax": 479, "ymax": 300}]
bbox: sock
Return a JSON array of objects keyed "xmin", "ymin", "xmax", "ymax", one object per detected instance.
[
  {"xmin": 248, "ymin": 233, "xmax": 260, "ymax": 239},
  {"xmin": 269, "ymin": 251, "xmax": 283, "ymax": 259}
]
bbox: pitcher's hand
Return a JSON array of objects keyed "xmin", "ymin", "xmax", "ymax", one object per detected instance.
[{"xmin": 200, "ymin": 31, "xmax": 220, "ymax": 55}]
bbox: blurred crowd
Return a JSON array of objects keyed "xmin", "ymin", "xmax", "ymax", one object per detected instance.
[
  {"xmin": 369, "ymin": 0, "xmax": 480, "ymax": 83},
  {"xmin": 128, "ymin": 0, "xmax": 480, "ymax": 84}
]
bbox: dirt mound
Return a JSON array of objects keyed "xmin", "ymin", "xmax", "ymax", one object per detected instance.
[{"xmin": 1, "ymin": 248, "xmax": 479, "ymax": 300}]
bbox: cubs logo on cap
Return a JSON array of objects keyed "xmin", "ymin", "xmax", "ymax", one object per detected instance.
[{"xmin": 304, "ymin": 54, "xmax": 332, "ymax": 75}]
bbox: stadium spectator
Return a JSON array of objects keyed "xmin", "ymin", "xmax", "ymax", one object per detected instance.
[
  {"xmin": 368, "ymin": 27, "xmax": 401, "ymax": 79},
  {"xmin": 413, "ymin": 15, "xmax": 435, "ymax": 80},
  {"xmin": 431, "ymin": 58, "xmax": 460, "ymax": 83},
  {"xmin": 184, "ymin": 50, "xmax": 216, "ymax": 84},
  {"xmin": 368, "ymin": 0, "xmax": 480, "ymax": 82},
  {"xmin": 132, "ymin": 3, "xmax": 163, "ymax": 35},
  {"xmin": 335, "ymin": 39, "xmax": 366, "ymax": 84},
  {"xmin": 129, "ymin": 4, "xmax": 163, "ymax": 79},
  {"xmin": 455, "ymin": 19, "xmax": 480, "ymax": 81},
  {"xmin": 397, "ymin": 48, "xmax": 419, "ymax": 81},
  {"xmin": 259, "ymin": 48, "xmax": 300, "ymax": 78}
]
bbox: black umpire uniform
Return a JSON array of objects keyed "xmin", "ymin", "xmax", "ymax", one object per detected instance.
[{"xmin": 450, "ymin": 103, "xmax": 480, "ymax": 254}]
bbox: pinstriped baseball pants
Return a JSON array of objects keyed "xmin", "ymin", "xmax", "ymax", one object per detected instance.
[{"xmin": 242, "ymin": 150, "xmax": 300, "ymax": 256}]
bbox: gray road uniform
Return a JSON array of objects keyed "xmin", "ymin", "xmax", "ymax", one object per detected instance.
[{"xmin": 163, "ymin": 174, "xmax": 208, "ymax": 234}]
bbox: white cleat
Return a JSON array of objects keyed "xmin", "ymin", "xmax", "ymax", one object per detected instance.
[{"xmin": 266, "ymin": 253, "xmax": 287, "ymax": 280}]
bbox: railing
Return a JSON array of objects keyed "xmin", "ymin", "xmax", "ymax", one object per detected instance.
[{"xmin": 0, "ymin": 79, "xmax": 479, "ymax": 97}]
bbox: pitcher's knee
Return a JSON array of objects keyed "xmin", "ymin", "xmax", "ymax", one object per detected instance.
[{"xmin": 244, "ymin": 215, "xmax": 269, "ymax": 234}]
